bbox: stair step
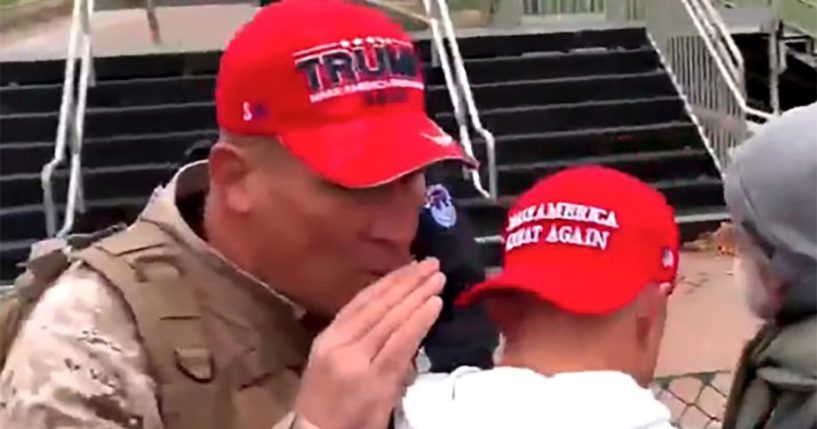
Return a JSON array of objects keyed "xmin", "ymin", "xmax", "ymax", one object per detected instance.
[
  {"xmin": 0, "ymin": 39, "xmax": 433, "ymax": 87},
  {"xmin": 0, "ymin": 164, "xmax": 172, "ymax": 209},
  {"xmin": 0, "ymin": 171, "xmax": 66, "ymax": 208},
  {"xmin": 454, "ymin": 28, "xmax": 649, "ymax": 58},
  {"xmin": 83, "ymin": 130, "xmax": 218, "ymax": 168},
  {"xmin": 83, "ymin": 103, "xmax": 216, "ymax": 140},
  {"xmin": 472, "ymin": 122, "xmax": 701, "ymax": 165},
  {"xmin": 0, "ymin": 197, "xmax": 146, "ymax": 244},
  {"xmin": 429, "ymin": 71, "xmax": 676, "ymax": 111},
  {"xmin": 0, "ymin": 51, "xmax": 222, "ymax": 87},
  {"xmin": 494, "ymin": 148, "xmax": 719, "ymax": 196},
  {"xmin": 459, "ymin": 176, "xmax": 725, "ymax": 238},
  {"xmin": 0, "ymin": 142, "xmax": 57, "ymax": 176},
  {"xmin": 0, "ymin": 196, "xmax": 147, "ymax": 280},
  {"xmin": 0, "ymin": 111, "xmax": 58, "ymax": 144},
  {"xmin": 0, "ymin": 82, "xmax": 63, "ymax": 115},
  {"xmin": 438, "ymin": 96, "xmax": 687, "ymax": 135},
  {"xmin": 0, "ymin": 240, "xmax": 31, "ymax": 280},
  {"xmin": 0, "ymin": 129, "xmax": 216, "ymax": 178},
  {"xmin": 429, "ymin": 47, "xmax": 660, "ymax": 85}
]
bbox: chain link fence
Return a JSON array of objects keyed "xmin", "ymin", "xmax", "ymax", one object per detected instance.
[{"xmin": 652, "ymin": 370, "xmax": 732, "ymax": 429}]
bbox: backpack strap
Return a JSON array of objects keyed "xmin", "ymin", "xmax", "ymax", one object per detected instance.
[
  {"xmin": 1, "ymin": 223, "xmax": 126, "ymax": 370},
  {"xmin": 75, "ymin": 221, "xmax": 234, "ymax": 429},
  {"xmin": 0, "ymin": 249, "xmax": 73, "ymax": 369}
]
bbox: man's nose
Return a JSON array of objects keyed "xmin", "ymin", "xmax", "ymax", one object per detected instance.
[{"xmin": 366, "ymin": 173, "xmax": 425, "ymax": 244}]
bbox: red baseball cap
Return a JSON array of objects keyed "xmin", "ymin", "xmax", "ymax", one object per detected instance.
[
  {"xmin": 457, "ymin": 166, "xmax": 680, "ymax": 315},
  {"xmin": 216, "ymin": 0, "xmax": 475, "ymax": 188}
]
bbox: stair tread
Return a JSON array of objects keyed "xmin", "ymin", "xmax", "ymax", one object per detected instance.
[
  {"xmin": 436, "ymin": 95, "xmax": 681, "ymax": 118},
  {"xmin": 0, "ymin": 81, "xmax": 63, "ymax": 92},
  {"xmin": 487, "ymin": 121, "xmax": 696, "ymax": 144},
  {"xmin": 0, "ymin": 141, "xmax": 54, "ymax": 149},
  {"xmin": 458, "ymin": 176, "xmax": 723, "ymax": 208},
  {"xmin": 454, "ymin": 46, "xmax": 656, "ymax": 67},
  {"xmin": 86, "ymin": 100, "xmax": 214, "ymax": 114},
  {"xmin": 65, "ymin": 121, "xmax": 694, "ymax": 147},
  {"xmin": 0, "ymin": 194, "xmax": 148, "ymax": 215},
  {"xmin": 497, "ymin": 148, "xmax": 710, "ymax": 172},
  {"xmin": 429, "ymin": 70, "xmax": 667, "ymax": 91},
  {"xmin": 1, "ymin": 110, "xmax": 57, "ymax": 120},
  {"xmin": 70, "ymin": 72, "xmax": 675, "ymax": 115},
  {"xmin": 84, "ymin": 129, "xmax": 218, "ymax": 144},
  {"xmin": 90, "ymin": 73, "xmax": 215, "ymax": 89},
  {"xmin": 0, "ymin": 162, "xmax": 174, "ymax": 183},
  {"xmin": 0, "ymin": 239, "xmax": 35, "ymax": 252}
]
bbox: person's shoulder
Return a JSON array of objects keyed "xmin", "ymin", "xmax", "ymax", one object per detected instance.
[
  {"xmin": 0, "ymin": 263, "xmax": 162, "ymax": 428},
  {"xmin": 22, "ymin": 262, "xmax": 135, "ymax": 333},
  {"xmin": 401, "ymin": 367, "xmax": 545, "ymax": 429}
]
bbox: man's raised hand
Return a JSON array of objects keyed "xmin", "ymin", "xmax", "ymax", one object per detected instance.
[{"xmin": 294, "ymin": 258, "xmax": 445, "ymax": 429}]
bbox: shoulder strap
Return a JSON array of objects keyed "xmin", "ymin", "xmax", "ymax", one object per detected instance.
[
  {"xmin": 0, "ymin": 250, "xmax": 72, "ymax": 369},
  {"xmin": 75, "ymin": 221, "xmax": 234, "ymax": 429},
  {"xmin": 1, "ymin": 224, "xmax": 125, "ymax": 370}
]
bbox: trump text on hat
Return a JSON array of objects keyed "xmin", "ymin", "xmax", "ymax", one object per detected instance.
[
  {"xmin": 294, "ymin": 37, "xmax": 423, "ymax": 104},
  {"xmin": 504, "ymin": 202, "xmax": 620, "ymax": 252}
]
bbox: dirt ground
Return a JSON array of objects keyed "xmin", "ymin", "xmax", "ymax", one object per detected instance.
[
  {"xmin": 658, "ymin": 250, "xmax": 760, "ymax": 376},
  {"xmin": 654, "ymin": 249, "xmax": 762, "ymax": 426}
]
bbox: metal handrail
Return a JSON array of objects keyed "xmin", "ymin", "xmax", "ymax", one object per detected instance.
[
  {"xmin": 695, "ymin": 0, "xmax": 746, "ymax": 82},
  {"xmin": 41, "ymin": 0, "xmax": 94, "ymax": 238},
  {"xmin": 689, "ymin": 0, "xmax": 776, "ymax": 122},
  {"xmin": 423, "ymin": 0, "xmax": 496, "ymax": 199},
  {"xmin": 691, "ymin": 0, "xmax": 776, "ymax": 124},
  {"xmin": 369, "ymin": 0, "xmax": 494, "ymax": 198},
  {"xmin": 689, "ymin": 0, "xmax": 772, "ymax": 167},
  {"xmin": 679, "ymin": 0, "xmax": 748, "ymax": 172},
  {"xmin": 688, "ymin": 1, "xmax": 742, "ymax": 85},
  {"xmin": 62, "ymin": 0, "xmax": 95, "ymax": 237}
]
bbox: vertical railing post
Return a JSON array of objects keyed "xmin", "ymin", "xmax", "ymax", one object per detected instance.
[
  {"xmin": 146, "ymin": 0, "xmax": 161, "ymax": 44},
  {"xmin": 42, "ymin": 0, "xmax": 85, "ymax": 237},
  {"xmin": 767, "ymin": 13, "xmax": 782, "ymax": 114}
]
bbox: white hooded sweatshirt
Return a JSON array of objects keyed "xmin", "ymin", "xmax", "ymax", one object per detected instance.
[{"xmin": 397, "ymin": 366, "xmax": 675, "ymax": 429}]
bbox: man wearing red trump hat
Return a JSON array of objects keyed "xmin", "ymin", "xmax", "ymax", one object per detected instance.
[
  {"xmin": 0, "ymin": 1, "xmax": 486, "ymax": 429},
  {"xmin": 398, "ymin": 166, "xmax": 679, "ymax": 429}
]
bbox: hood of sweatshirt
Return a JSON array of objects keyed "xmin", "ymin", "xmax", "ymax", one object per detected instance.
[{"xmin": 397, "ymin": 366, "xmax": 674, "ymax": 429}]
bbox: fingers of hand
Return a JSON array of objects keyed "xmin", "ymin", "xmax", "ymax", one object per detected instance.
[
  {"xmin": 373, "ymin": 295, "xmax": 443, "ymax": 378},
  {"xmin": 334, "ymin": 260, "xmax": 419, "ymax": 322},
  {"xmin": 328, "ymin": 258, "xmax": 441, "ymax": 345},
  {"xmin": 360, "ymin": 271, "xmax": 445, "ymax": 356}
]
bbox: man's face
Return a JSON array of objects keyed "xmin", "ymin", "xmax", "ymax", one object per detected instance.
[
  {"xmin": 733, "ymin": 236, "xmax": 784, "ymax": 320},
  {"xmin": 240, "ymin": 145, "xmax": 427, "ymax": 317}
]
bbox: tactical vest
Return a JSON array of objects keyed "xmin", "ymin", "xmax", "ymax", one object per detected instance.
[{"xmin": 0, "ymin": 218, "xmax": 294, "ymax": 429}]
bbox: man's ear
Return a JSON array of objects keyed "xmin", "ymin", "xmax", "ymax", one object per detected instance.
[
  {"xmin": 208, "ymin": 142, "xmax": 253, "ymax": 213},
  {"xmin": 633, "ymin": 285, "xmax": 668, "ymax": 349}
]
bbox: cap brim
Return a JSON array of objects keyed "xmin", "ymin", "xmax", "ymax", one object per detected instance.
[
  {"xmin": 456, "ymin": 250, "xmax": 652, "ymax": 315},
  {"xmin": 279, "ymin": 112, "xmax": 478, "ymax": 188}
]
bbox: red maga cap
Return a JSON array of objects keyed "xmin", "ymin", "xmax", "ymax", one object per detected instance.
[
  {"xmin": 216, "ymin": 0, "xmax": 475, "ymax": 188},
  {"xmin": 457, "ymin": 166, "xmax": 680, "ymax": 315}
]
